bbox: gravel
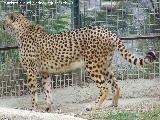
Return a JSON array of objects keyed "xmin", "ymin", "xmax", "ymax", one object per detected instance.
[{"xmin": 0, "ymin": 78, "xmax": 159, "ymax": 119}]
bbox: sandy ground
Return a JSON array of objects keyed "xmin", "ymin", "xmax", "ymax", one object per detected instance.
[{"xmin": 0, "ymin": 78, "xmax": 159, "ymax": 119}]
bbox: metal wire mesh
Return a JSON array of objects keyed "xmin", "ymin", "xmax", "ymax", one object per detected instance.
[{"xmin": 0, "ymin": 0, "xmax": 160, "ymax": 97}]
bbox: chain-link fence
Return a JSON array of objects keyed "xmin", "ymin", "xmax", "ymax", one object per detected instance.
[{"xmin": 0, "ymin": 0, "xmax": 160, "ymax": 97}]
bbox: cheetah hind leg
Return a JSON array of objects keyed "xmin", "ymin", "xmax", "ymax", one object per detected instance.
[
  {"xmin": 86, "ymin": 80, "xmax": 109, "ymax": 111},
  {"xmin": 41, "ymin": 72, "xmax": 53, "ymax": 112},
  {"xmin": 95, "ymin": 81, "xmax": 109, "ymax": 110},
  {"xmin": 107, "ymin": 71, "xmax": 120, "ymax": 107}
]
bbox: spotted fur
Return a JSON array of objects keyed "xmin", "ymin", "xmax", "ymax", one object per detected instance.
[{"xmin": 2, "ymin": 13, "xmax": 156, "ymax": 112}]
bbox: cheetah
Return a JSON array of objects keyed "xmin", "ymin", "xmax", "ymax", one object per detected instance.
[{"xmin": 2, "ymin": 13, "xmax": 156, "ymax": 112}]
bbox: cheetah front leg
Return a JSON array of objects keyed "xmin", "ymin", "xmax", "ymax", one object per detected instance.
[
  {"xmin": 27, "ymin": 69, "xmax": 38, "ymax": 110},
  {"xmin": 41, "ymin": 72, "xmax": 53, "ymax": 112}
]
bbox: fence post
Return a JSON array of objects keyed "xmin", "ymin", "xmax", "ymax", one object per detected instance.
[
  {"xmin": 72, "ymin": 0, "xmax": 81, "ymax": 29},
  {"xmin": 18, "ymin": 0, "xmax": 27, "ymax": 13},
  {"xmin": 35, "ymin": 0, "xmax": 40, "ymax": 24}
]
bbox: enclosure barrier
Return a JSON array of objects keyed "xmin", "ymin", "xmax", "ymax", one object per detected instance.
[
  {"xmin": 1, "ymin": 34, "xmax": 160, "ymax": 50},
  {"xmin": 0, "ymin": 36, "xmax": 159, "ymax": 97}
]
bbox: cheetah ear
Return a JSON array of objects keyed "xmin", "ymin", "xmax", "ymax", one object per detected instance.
[
  {"xmin": 21, "ymin": 12, "xmax": 25, "ymax": 16},
  {"xmin": 20, "ymin": 12, "xmax": 27, "ymax": 17}
]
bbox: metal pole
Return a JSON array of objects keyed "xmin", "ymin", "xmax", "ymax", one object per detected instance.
[
  {"xmin": 18, "ymin": 0, "xmax": 27, "ymax": 13},
  {"xmin": 35, "ymin": 0, "xmax": 40, "ymax": 24},
  {"xmin": 72, "ymin": 0, "xmax": 81, "ymax": 29}
]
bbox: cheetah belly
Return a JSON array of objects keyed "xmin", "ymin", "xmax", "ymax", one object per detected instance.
[
  {"xmin": 41, "ymin": 59, "xmax": 84, "ymax": 73},
  {"xmin": 66, "ymin": 59, "xmax": 84, "ymax": 71}
]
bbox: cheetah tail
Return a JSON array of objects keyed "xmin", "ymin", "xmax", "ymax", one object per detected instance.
[{"xmin": 115, "ymin": 38, "xmax": 157, "ymax": 66}]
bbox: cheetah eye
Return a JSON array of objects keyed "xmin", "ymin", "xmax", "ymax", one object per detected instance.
[{"xmin": 10, "ymin": 14, "xmax": 16, "ymax": 22}]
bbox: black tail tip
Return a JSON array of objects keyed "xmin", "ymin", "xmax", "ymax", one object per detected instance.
[{"xmin": 145, "ymin": 51, "xmax": 157, "ymax": 62}]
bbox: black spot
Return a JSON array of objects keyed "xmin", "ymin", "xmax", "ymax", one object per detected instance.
[
  {"xmin": 42, "ymin": 76, "xmax": 48, "ymax": 79},
  {"xmin": 91, "ymin": 74, "xmax": 95, "ymax": 77},
  {"xmin": 118, "ymin": 45, "xmax": 122, "ymax": 48},
  {"xmin": 106, "ymin": 72, "xmax": 109, "ymax": 76},
  {"xmin": 128, "ymin": 54, "xmax": 131, "ymax": 57},
  {"xmin": 31, "ymin": 84, "xmax": 33, "ymax": 88},
  {"xmin": 29, "ymin": 74, "xmax": 33, "ymax": 77},
  {"xmin": 109, "ymin": 74, "xmax": 113, "ymax": 79},
  {"xmin": 99, "ymin": 80, "xmax": 105, "ymax": 84},
  {"xmin": 28, "ymin": 78, "xmax": 32, "ymax": 83},
  {"xmin": 112, "ymin": 89, "xmax": 115, "ymax": 93},
  {"xmin": 120, "ymin": 48, "xmax": 123, "ymax": 52},
  {"xmin": 45, "ymin": 107, "xmax": 50, "ymax": 112},
  {"xmin": 3, "ymin": 25, "xmax": 5, "ymax": 30},
  {"xmin": 124, "ymin": 53, "xmax": 128, "ymax": 58},
  {"xmin": 114, "ymin": 84, "xmax": 118, "ymax": 89},
  {"xmin": 89, "ymin": 67, "xmax": 92, "ymax": 70},
  {"xmin": 129, "ymin": 59, "xmax": 132, "ymax": 63},
  {"xmin": 134, "ymin": 58, "xmax": 137, "ymax": 65},
  {"xmin": 88, "ymin": 61, "xmax": 92, "ymax": 64},
  {"xmin": 99, "ymin": 75, "xmax": 102, "ymax": 79},
  {"xmin": 140, "ymin": 59, "xmax": 143, "ymax": 65},
  {"xmin": 108, "ymin": 80, "xmax": 111, "ymax": 84},
  {"xmin": 100, "ymin": 70, "xmax": 103, "ymax": 74},
  {"xmin": 95, "ymin": 75, "xmax": 99, "ymax": 78},
  {"xmin": 112, "ymin": 82, "xmax": 115, "ymax": 87},
  {"xmin": 97, "ymin": 64, "xmax": 101, "ymax": 68}
]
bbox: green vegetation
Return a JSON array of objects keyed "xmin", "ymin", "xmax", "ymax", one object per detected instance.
[
  {"xmin": 47, "ymin": 15, "xmax": 71, "ymax": 33},
  {"xmin": 84, "ymin": 108, "xmax": 160, "ymax": 120},
  {"xmin": 139, "ymin": 108, "xmax": 160, "ymax": 120}
]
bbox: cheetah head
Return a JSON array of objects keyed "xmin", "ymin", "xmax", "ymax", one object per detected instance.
[
  {"xmin": 2, "ymin": 12, "xmax": 31, "ymax": 36},
  {"xmin": 2, "ymin": 12, "xmax": 43, "ymax": 37}
]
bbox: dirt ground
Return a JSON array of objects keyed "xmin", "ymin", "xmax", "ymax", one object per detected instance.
[{"xmin": 0, "ymin": 78, "xmax": 159, "ymax": 118}]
